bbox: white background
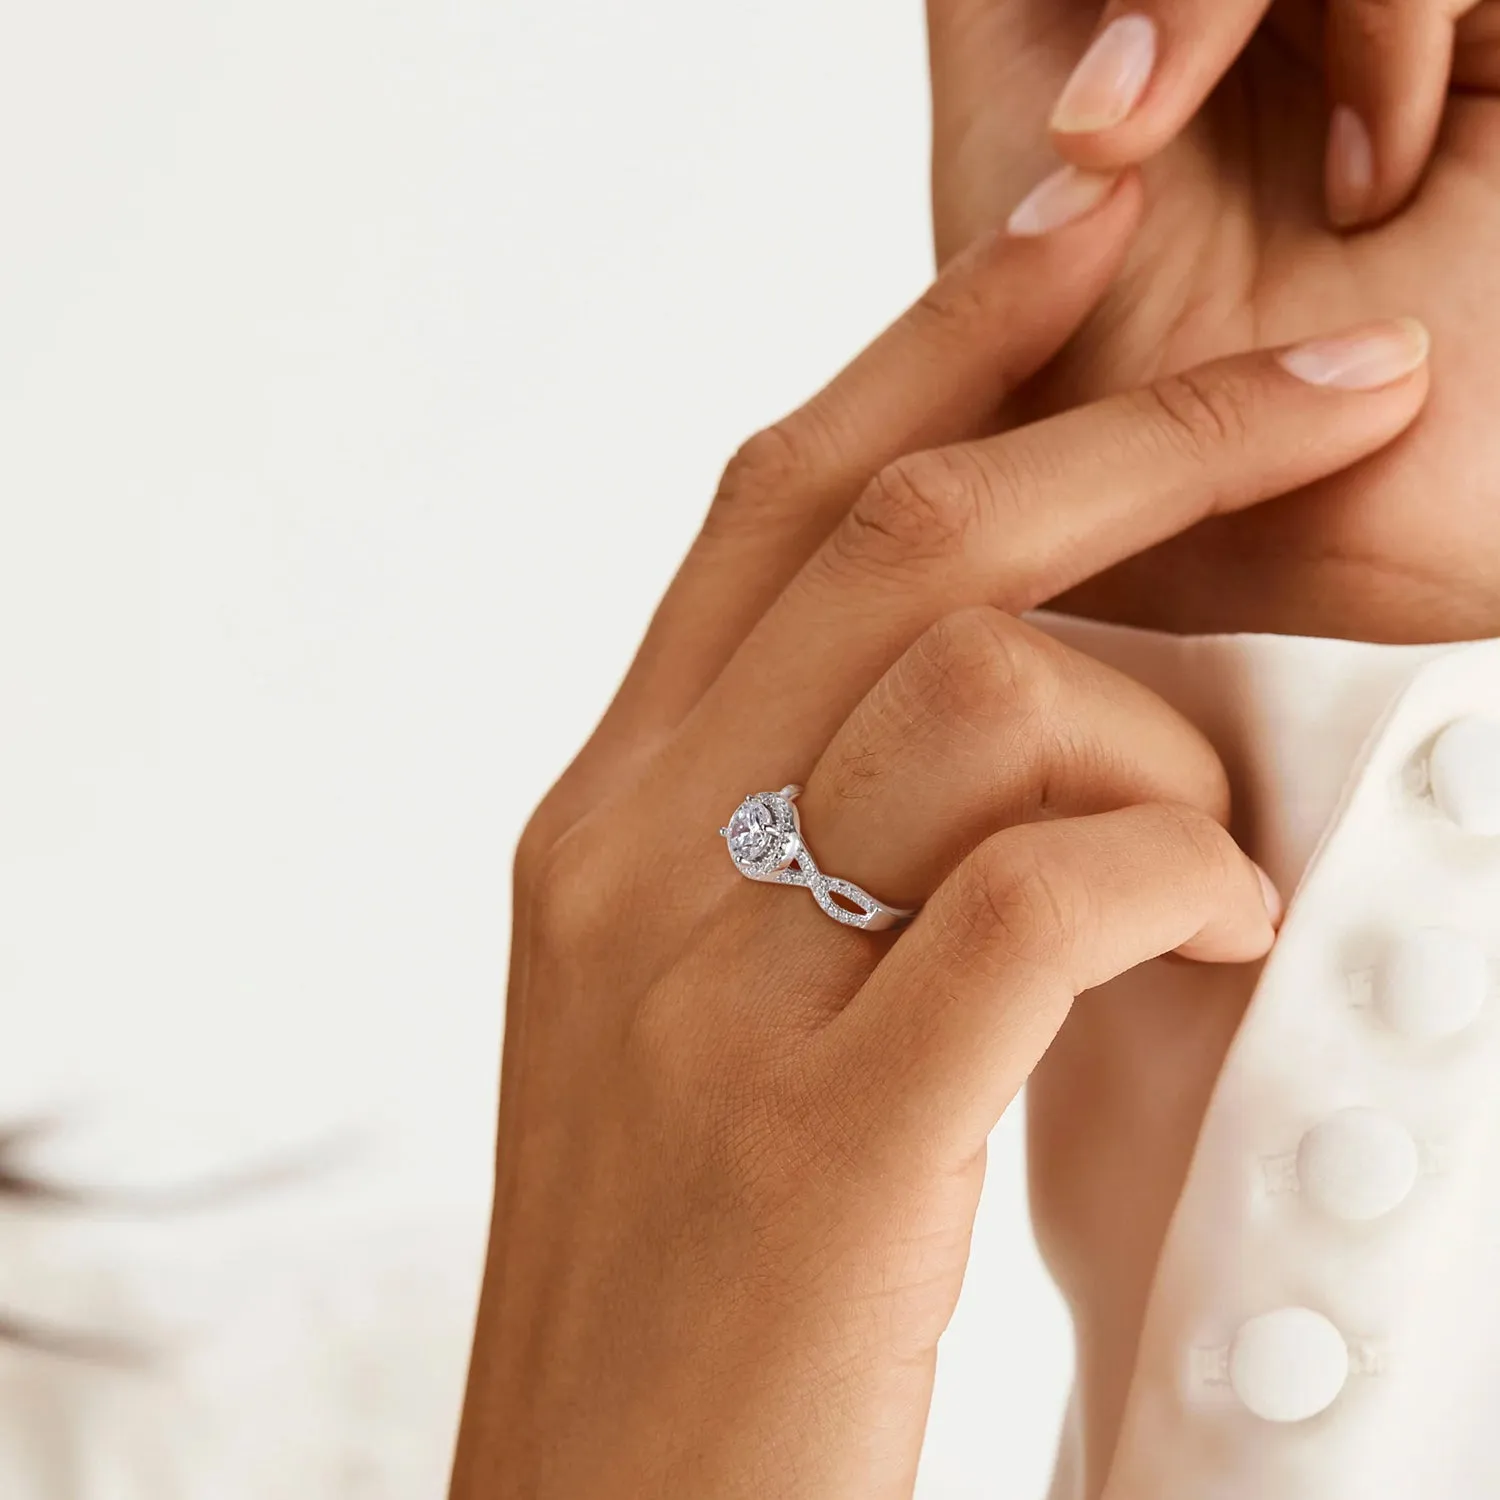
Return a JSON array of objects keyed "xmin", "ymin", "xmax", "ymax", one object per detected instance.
[{"xmin": 4, "ymin": 2, "xmax": 1071, "ymax": 1494}]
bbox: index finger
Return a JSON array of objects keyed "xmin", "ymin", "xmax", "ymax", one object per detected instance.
[{"xmin": 676, "ymin": 318, "xmax": 1430, "ymax": 789}]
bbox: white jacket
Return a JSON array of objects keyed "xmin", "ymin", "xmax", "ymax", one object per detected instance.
[{"xmin": 1032, "ymin": 614, "xmax": 1500, "ymax": 1500}]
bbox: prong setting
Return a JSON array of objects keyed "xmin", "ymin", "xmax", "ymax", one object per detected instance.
[{"xmin": 719, "ymin": 784, "xmax": 916, "ymax": 933}]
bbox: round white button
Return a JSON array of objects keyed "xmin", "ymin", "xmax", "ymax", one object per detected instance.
[
  {"xmin": 1377, "ymin": 927, "xmax": 1489, "ymax": 1040},
  {"xmin": 1298, "ymin": 1107, "xmax": 1420, "ymax": 1221},
  {"xmin": 1229, "ymin": 1307, "xmax": 1350, "ymax": 1423},
  {"xmin": 1430, "ymin": 717, "xmax": 1500, "ymax": 836}
]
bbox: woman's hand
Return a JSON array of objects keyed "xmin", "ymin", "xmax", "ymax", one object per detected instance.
[
  {"xmin": 1044, "ymin": 0, "xmax": 1490, "ymax": 229},
  {"xmin": 927, "ymin": 0, "xmax": 1500, "ymax": 641},
  {"xmin": 453, "ymin": 184, "xmax": 1430, "ymax": 1500}
]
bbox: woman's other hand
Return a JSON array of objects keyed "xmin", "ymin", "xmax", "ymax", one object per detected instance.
[
  {"xmin": 1043, "ymin": 0, "xmax": 1489, "ymax": 230},
  {"xmin": 927, "ymin": 0, "xmax": 1500, "ymax": 641}
]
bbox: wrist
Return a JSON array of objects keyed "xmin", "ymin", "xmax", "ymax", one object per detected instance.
[{"xmin": 455, "ymin": 1235, "xmax": 923, "ymax": 1500}]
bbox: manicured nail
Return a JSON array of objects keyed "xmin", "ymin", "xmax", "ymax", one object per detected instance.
[
  {"xmin": 1277, "ymin": 318, "xmax": 1430, "ymax": 390},
  {"xmin": 1007, "ymin": 166, "xmax": 1119, "ymax": 236},
  {"xmin": 1050, "ymin": 14, "xmax": 1158, "ymax": 134},
  {"xmin": 1254, "ymin": 864, "xmax": 1284, "ymax": 929},
  {"xmin": 1326, "ymin": 105, "xmax": 1375, "ymax": 228}
]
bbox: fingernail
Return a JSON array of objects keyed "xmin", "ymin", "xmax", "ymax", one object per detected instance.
[
  {"xmin": 1050, "ymin": 14, "xmax": 1158, "ymax": 134},
  {"xmin": 1326, "ymin": 105, "xmax": 1374, "ymax": 228},
  {"xmin": 1277, "ymin": 318, "xmax": 1430, "ymax": 390},
  {"xmin": 1254, "ymin": 863, "xmax": 1284, "ymax": 929},
  {"xmin": 1007, "ymin": 166, "xmax": 1119, "ymax": 236}
]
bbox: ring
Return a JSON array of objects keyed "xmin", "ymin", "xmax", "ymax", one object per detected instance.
[{"xmin": 719, "ymin": 785, "xmax": 918, "ymax": 933}]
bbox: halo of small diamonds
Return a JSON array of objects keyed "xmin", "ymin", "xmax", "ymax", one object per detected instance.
[
  {"xmin": 721, "ymin": 790, "xmax": 800, "ymax": 878},
  {"xmin": 718, "ymin": 784, "xmax": 917, "ymax": 933}
]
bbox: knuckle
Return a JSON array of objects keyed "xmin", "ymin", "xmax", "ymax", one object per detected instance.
[
  {"xmin": 911, "ymin": 263, "xmax": 996, "ymax": 340},
  {"xmin": 514, "ymin": 785, "xmax": 589, "ymax": 900},
  {"xmin": 1137, "ymin": 368, "xmax": 1253, "ymax": 461},
  {"xmin": 708, "ymin": 414, "xmax": 826, "ymax": 538},
  {"xmin": 957, "ymin": 842, "xmax": 1077, "ymax": 967},
  {"xmin": 1142, "ymin": 800, "xmax": 1240, "ymax": 889},
  {"xmin": 526, "ymin": 819, "xmax": 622, "ymax": 953},
  {"xmin": 835, "ymin": 450, "xmax": 982, "ymax": 573},
  {"xmin": 1134, "ymin": 798, "xmax": 1242, "ymax": 900},
  {"xmin": 513, "ymin": 807, "xmax": 561, "ymax": 894},
  {"xmin": 908, "ymin": 607, "xmax": 1058, "ymax": 730},
  {"xmin": 1163, "ymin": 728, "xmax": 1234, "ymax": 825},
  {"xmin": 818, "ymin": 723, "xmax": 888, "ymax": 807}
]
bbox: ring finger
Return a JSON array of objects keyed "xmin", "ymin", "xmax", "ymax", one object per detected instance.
[{"xmin": 795, "ymin": 607, "xmax": 1236, "ymax": 914}]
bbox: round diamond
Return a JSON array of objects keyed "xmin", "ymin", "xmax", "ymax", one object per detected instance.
[{"xmin": 727, "ymin": 799, "xmax": 774, "ymax": 863}]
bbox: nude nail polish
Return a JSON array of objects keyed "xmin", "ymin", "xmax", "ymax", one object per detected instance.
[
  {"xmin": 1327, "ymin": 105, "xmax": 1374, "ymax": 228},
  {"xmin": 1050, "ymin": 15, "xmax": 1158, "ymax": 134},
  {"xmin": 1277, "ymin": 318, "xmax": 1430, "ymax": 390},
  {"xmin": 1007, "ymin": 166, "xmax": 1119, "ymax": 236}
]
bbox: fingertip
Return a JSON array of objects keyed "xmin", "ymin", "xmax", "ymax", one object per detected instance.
[
  {"xmin": 1322, "ymin": 4, "xmax": 1457, "ymax": 230},
  {"xmin": 1173, "ymin": 920, "xmax": 1276, "ymax": 966},
  {"xmin": 1005, "ymin": 166, "xmax": 1119, "ymax": 238},
  {"xmin": 1044, "ymin": 3, "xmax": 1266, "ymax": 172},
  {"xmin": 1044, "ymin": 9, "xmax": 1182, "ymax": 172},
  {"xmin": 1254, "ymin": 863, "xmax": 1284, "ymax": 930},
  {"xmin": 1323, "ymin": 103, "xmax": 1434, "ymax": 232},
  {"xmin": 1049, "ymin": 13, "xmax": 1159, "ymax": 138},
  {"xmin": 909, "ymin": 169, "xmax": 1146, "ymax": 376},
  {"xmin": 1275, "ymin": 316, "xmax": 1431, "ymax": 394},
  {"xmin": 1004, "ymin": 164, "xmax": 1144, "ymax": 240},
  {"xmin": 1325, "ymin": 104, "xmax": 1375, "ymax": 230},
  {"xmin": 1174, "ymin": 859, "xmax": 1281, "ymax": 965},
  {"xmin": 1263, "ymin": 318, "xmax": 1432, "ymax": 466},
  {"xmin": 934, "ymin": 164, "xmax": 1141, "ymax": 333}
]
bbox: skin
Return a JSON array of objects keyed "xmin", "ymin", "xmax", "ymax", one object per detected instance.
[
  {"xmin": 921, "ymin": 1, "xmax": 1500, "ymax": 1488},
  {"xmin": 452, "ymin": 176, "xmax": 1435, "ymax": 1496},
  {"xmin": 929, "ymin": 0, "xmax": 1500, "ymax": 642}
]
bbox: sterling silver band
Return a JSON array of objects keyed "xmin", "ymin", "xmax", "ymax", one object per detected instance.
[{"xmin": 719, "ymin": 785, "xmax": 917, "ymax": 933}]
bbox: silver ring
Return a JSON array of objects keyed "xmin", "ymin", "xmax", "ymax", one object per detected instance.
[{"xmin": 719, "ymin": 785, "xmax": 917, "ymax": 933}]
